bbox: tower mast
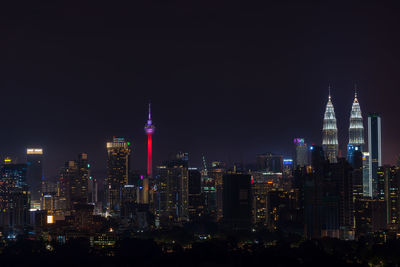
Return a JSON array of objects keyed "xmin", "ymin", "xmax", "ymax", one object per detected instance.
[{"xmin": 144, "ymin": 103, "xmax": 155, "ymax": 178}]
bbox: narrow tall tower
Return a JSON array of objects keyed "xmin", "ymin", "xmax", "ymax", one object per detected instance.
[
  {"xmin": 347, "ymin": 88, "xmax": 365, "ymax": 165},
  {"xmin": 144, "ymin": 103, "xmax": 155, "ymax": 178},
  {"xmin": 322, "ymin": 88, "xmax": 339, "ymax": 163},
  {"xmin": 368, "ymin": 113, "xmax": 382, "ymax": 198}
]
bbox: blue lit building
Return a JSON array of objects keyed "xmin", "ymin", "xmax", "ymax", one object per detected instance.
[
  {"xmin": 0, "ymin": 162, "xmax": 30, "ymax": 232},
  {"xmin": 368, "ymin": 114, "xmax": 381, "ymax": 198}
]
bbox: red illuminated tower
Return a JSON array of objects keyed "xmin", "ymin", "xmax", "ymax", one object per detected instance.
[{"xmin": 144, "ymin": 103, "xmax": 155, "ymax": 178}]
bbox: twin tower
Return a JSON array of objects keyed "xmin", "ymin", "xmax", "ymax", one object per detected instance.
[{"xmin": 322, "ymin": 88, "xmax": 364, "ymax": 163}]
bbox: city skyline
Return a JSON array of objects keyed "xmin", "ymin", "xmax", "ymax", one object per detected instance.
[
  {"xmin": 0, "ymin": 89, "xmax": 395, "ymax": 180},
  {"xmin": 0, "ymin": 2, "xmax": 399, "ymax": 178},
  {"xmin": 2, "ymin": 3, "xmax": 400, "ymax": 265}
]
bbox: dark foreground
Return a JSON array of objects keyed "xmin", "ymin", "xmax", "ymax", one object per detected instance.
[{"xmin": 0, "ymin": 233, "xmax": 399, "ymax": 267}]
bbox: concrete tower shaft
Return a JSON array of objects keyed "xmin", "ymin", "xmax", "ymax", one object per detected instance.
[{"xmin": 144, "ymin": 103, "xmax": 155, "ymax": 177}]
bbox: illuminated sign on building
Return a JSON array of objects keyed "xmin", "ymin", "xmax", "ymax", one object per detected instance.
[
  {"xmin": 293, "ymin": 138, "xmax": 305, "ymax": 145},
  {"xmin": 283, "ymin": 159, "xmax": 293, "ymax": 165},
  {"xmin": 47, "ymin": 215, "xmax": 54, "ymax": 224},
  {"xmin": 27, "ymin": 148, "xmax": 43, "ymax": 155}
]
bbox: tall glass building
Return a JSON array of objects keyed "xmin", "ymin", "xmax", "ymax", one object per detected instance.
[
  {"xmin": 322, "ymin": 91, "xmax": 339, "ymax": 163},
  {"xmin": 347, "ymin": 91, "xmax": 364, "ymax": 166},
  {"xmin": 368, "ymin": 113, "xmax": 382, "ymax": 198},
  {"xmin": 26, "ymin": 148, "xmax": 43, "ymax": 210},
  {"xmin": 105, "ymin": 137, "xmax": 131, "ymax": 216},
  {"xmin": 362, "ymin": 152, "xmax": 371, "ymax": 197}
]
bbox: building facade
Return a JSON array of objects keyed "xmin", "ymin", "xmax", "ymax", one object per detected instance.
[
  {"xmin": 105, "ymin": 138, "xmax": 131, "ymax": 216},
  {"xmin": 26, "ymin": 148, "xmax": 43, "ymax": 210},
  {"xmin": 347, "ymin": 91, "xmax": 365, "ymax": 166},
  {"xmin": 368, "ymin": 114, "xmax": 382, "ymax": 198},
  {"xmin": 322, "ymin": 92, "xmax": 339, "ymax": 163}
]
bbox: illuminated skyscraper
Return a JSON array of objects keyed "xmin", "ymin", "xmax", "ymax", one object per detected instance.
[
  {"xmin": 105, "ymin": 137, "xmax": 131, "ymax": 215},
  {"xmin": 59, "ymin": 160, "xmax": 77, "ymax": 211},
  {"xmin": 156, "ymin": 155, "xmax": 189, "ymax": 224},
  {"xmin": 362, "ymin": 152, "xmax": 371, "ymax": 197},
  {"xmin": 72, "ymin": 153, "xmax": 89, "ymax": 205},
  {"xmin": 144, "ymin": 103, "xmax": 155, "ymax": 178},
  {"xmin": 293, "ymin": 138, "xmax": 309, "ymax": 167},
  {"xmin": 347, "ymin": 90, "xmax": 365, "ymax": 166},
  {"xmin": 0, "ymin": 163, "xmax": 30, "ymax": 231},
  {"xmin": 208, "ymin": 161, "xmax": 225, "ymax": 221},
  {"xmin": 368, "ymin": 113, "xmax": 381, "ymax": 198},
  {"xmin": 322, "ymin": 90, "xmax": 339, "ymax": 163},
  {"xmin": 26, "ymin": 148, "xmax": 43, "ymax": 209}
]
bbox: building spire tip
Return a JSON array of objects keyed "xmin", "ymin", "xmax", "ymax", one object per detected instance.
[
  {"xmin": 148, "ymin": 102, "xmax": 152, "ymax": 120},
  {"xmin": 328, "ymin": 85, "xmax": 332, "ymax": 100}
]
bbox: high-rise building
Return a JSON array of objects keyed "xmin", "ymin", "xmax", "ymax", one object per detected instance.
[
  {"xmin": 368, "ymin": 113, "xmax": 382, "ymax": 198},
  {"xmin": 251, "ymin": 171, "xmax": 274, "ymax": 225},
  {"xmin": 256, "ymin": 153, "xmax": 283, "ymax": 172},
  {"xmin": 352, "ymin": 150, "xmax": 364, "ymax": 202},
  {"xmin": 293, "ymin": 138, "xmax": 309, "ymax": 168},
  {"xmin": 70, "ymin": 153, "xmax": 89, "ymax": 206},
  {"xmin": 88, "ymin": 175, "xmax": 98, "ymax": 205},
  {"xmin": 379, "ymin": 166, "xmax": 400, "ymax": 228},
  {"xmin": 188, "ymin": 168, "xmax": 204, "ymax": 221},
  {"xmin": 201, "ymin": 157, "xmax": 217, "ymax": 218},
  {"xmin": 354, "ymin": 198, "xmax": 386, "ymax": 237},
  {"xmin": 105, "ymin": 137, "xmax": 131, "ymax": 216},
  {"xmin": 362, "ymin": 152, "xmax": 371, "ymax": 197},
  {"xmin": 348, "ymin": 91, "xmax": 365, "ymax": 166},
  {"xmin": 266, "ymin": 188, "xmax": 300, "ymax": 232},
  {"xmin": 144, "ymin": 103, "xmax": 155, "ymax": 178},
  {"xmin": 322, "ymin": 90, "xmax": 339, "ymax": 163},
  {"xmin": 59, "ymin": 160, "xmax": 78, "ymax": 211},
  {"xmin": 26, "ymin": 148, "xmax": 43, "ymax": 210},
  {"xmin": 208, "ymin": 161, "xmax": 225, "ymax": 221},
  {"xmin": 156, "ymin": 155, "xmax": 189, "ymax": 224},
  {"xmin": 303, "ymin": 146, "xmax": 354, "ymax": 239},
  {"xmin": 222, "ymin": 173, "xmax": 252, "ymax": 230},
  {"xmin": 0, "ymin": 163, "xmax": 30, "ymax": 232}
]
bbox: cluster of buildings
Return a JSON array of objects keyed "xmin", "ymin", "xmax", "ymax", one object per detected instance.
[{"xmin": 0, "ymin": 91, "xmax": 399, "ymax": 245}]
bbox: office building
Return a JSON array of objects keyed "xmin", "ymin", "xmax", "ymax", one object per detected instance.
[
  {"xmin": 26, "ymin": 148, "xmax": 43, "ymax": 210},
  {"xmin": 293, "ymin": 138, "xmax": 309, "ymax": 167},
  {"xmin": 303, "ymin": 146, "xmax": 354, "ymax": 239},
  {"xmin": 347, "ymin": 91, "xmax": 365, "ymax": 166},
  {"xmin": 222, "ymin": 173, "xmax": 252, "ymax": 230},
  {"xmin": 208, "ymin": 161, "xmax": 225, "ymax": 221},
  {"xmin": 256, "ymin": 153, "xmax": 283, "ymax": 172},
  {"xmin": 362, "ymin": 152, "xmax": 371, "ymax": 197},
  {"xmin": 368, "ymin": 113, "xmax": 382, "ymax": 197},
  {"xmin": 105, "ymin": 137, "xmax": 131, "ymax": 216},
  {"xmin": 156, "ymin": 154, "xmax": 189, "ymax": 224},
  {"xmin": 380, "ymin": 166, "xmax": 400, "ymax": 228},
  {"xmin": 70, "ymin": 153, "xmax": 89, "ymax": 206},
  {"xmin": 0, "ymin": 163, "xmax": 30, "ymax": 232},
  {"xmin": 188, "ymin": 168, "xmax": 204, "ymax": 221},
  {"xmin": 59, "ymin": 160, "xmax": 78, "ymax": 211},
  {"xmin": 322, "ymin": 90, "xmax": 339, "ymax": 163}
]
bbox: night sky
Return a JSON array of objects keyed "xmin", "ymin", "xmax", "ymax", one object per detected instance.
[{"xmin": 1, "ymin": 2, "xmax": 400, "ymax": 180}]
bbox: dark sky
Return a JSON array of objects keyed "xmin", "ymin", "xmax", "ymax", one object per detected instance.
[{"xmin": 0, "ymin": 1, "xmax": 399, "ymax": 180}]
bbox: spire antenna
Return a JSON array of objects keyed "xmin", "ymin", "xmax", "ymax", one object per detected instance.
[
  {"xmin": 354, "ymin": 84, "xmax": 358, "ymax": 99},
  {"xmin": 148, "ymin": 102, "xmax": 151, "ymax": 120},
  {"xmin": 328, "ymin": 84, "xmax": 332, "ymax": 100}
]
